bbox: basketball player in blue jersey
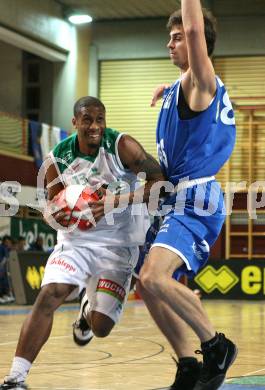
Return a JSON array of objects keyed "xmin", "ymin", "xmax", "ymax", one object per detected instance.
[{"xmin": 136, "ymin": 1, "xmax": 237, "ymax": 389}]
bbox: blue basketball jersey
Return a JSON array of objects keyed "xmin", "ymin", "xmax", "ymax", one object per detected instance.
[{"xmin": 156, "ymin": 77, "xmax": 236, "ymax": 185}]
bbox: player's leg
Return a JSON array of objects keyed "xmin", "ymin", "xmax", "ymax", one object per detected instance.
[
  {"xmin": 135, "ymin": 229, "xmax": 201, "ymax": 389},
  {"xmin": 72, "ymin": 286, "xmax": 115, "ymax": 345},
  {"xmin": 73, "ymin": 246, "xmax": 138, "ymax": 344},
  {"xmin": 137, "ymin": 279, "xmax": 193, "ymax": 356},
  {"xmin": 72, "ymin": 288, "xmax": 94, "ymax": 346},
  {"xmin": 16, "ymin": 283, "xmax": 75, "ymax": 360},
  {"xmin": 140, "ymin": 246, "xmax": 237, "ymax": 390},
  {"xmin": 0, "ymin": 283, "xmax": 75, "ymax": 389},
  {"xmin": 86, "ymin": 268, "xmax": 132, "ymax": 337},
  {"xmin": 137, "ymin": 280, "xmax": 201, "ymax": 390},
  {"xmin": 1, "ymin": 242, "xmax": 89, "ymax": 389},
  {"xmin": 140, "ymin": 247, "xmax": 215, "ymax": 339},
  {"xmin": 73, "ymin": 273, "xmax": 130, "ymax": 342}
]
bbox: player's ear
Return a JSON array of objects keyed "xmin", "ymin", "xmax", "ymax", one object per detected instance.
[{"xmin": 72, "ymin": 116, "xmax": 77, "ymax": 128}]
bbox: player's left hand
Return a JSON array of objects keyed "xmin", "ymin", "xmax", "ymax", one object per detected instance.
[{"xmin": 150, "ymin": 83, "xmax": 171, "ymax": 107}]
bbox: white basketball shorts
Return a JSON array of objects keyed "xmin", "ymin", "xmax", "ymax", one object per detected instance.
[{"xmin": 41, "ymin": 241, "xmax": 139, "ymax": 323}]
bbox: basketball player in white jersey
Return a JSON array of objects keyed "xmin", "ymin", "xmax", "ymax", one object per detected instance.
[{"xmin": 0, "ymin": 96, "xmax": 164, "ymax": 390}]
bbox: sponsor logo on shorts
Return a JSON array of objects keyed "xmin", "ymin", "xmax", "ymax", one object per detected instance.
[
  {"xmin": 96, "ymin": 279, "xmax": 126, "ymax": 303},
  {"xmin": 48, "ymin": 258, "xmax": 76, "ymax": 273}
]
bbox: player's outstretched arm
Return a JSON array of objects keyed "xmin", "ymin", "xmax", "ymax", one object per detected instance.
[{"xmin": 182, "ymin": 0, "xmax": 215, "ymax": 94}]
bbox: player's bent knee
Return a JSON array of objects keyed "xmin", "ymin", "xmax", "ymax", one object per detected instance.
[
  {"xmin": 136, "ymin": 279, "xmax": 149, "ymax": 300},
  {"xmin": 139, "ymin": 269, "xmax": 159, "ymax": 295},
  {"xmin": 90, "ymin": 311, "xmax": 115, "ymax": 338},
  {"xmin": 93, "ymin": 326, "xmax": 111, "ymax": 338},
  {"xmin": 35, "ymin": 284, "xmax": 74, "ymax": 314}
]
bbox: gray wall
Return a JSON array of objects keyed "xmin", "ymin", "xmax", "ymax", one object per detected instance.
[
  {"xmin": 91, "ymin": 16, "xmax": 265, "ymax": 60},
  {"xmin": 217, "ymin": 16, "xmax": 265, "ymax": 56},
  {"xmin": 0, "ymin": 41, "xmax": 22, "ymax": 115},
  {"xmin": 0, "ymin": 0, "xmax": 264, "ymax": 124},
  {"xmin": 0, "ymin": 0, "xmax": 81, "ymax": 130},
  {"xmin": 0, "ymin": 0, "xmax": 71, "ymax": 52},
  {"xmin": 89, "ymin": 12, "xmax": 265, "ymax": 94}
]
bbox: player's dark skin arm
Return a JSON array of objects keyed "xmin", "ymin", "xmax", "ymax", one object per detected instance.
[
  {"xmin": 45, "ymin": 158, "xmax": 64, "ymax": 201},
  {"xmin": 43, "ymin": 158, "xmax": 68, "ymax": 226},
  {"xmin": 117, "ymin": 135, "xmax": 166, "ymax": 205}
]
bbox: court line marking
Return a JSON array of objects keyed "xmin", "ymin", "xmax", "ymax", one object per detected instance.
[
  {"xmin": 0, "ymin": 305, "xmax": 78, "ymax": 316},
  {"xmin": 0, "ymin": 335, "xmax": 71, "ymax": 346},
  {"xmin": 2, "ymin": 302, "xmax": 264, "ymax": 386},
  {"xmin": 24, "ymin": 387, "xmax": 107, "ymax": 390},
  {"xmin": 226, "ymin": 368, "xmax": 265, "ymax": 382},
  {"xmin": 0, "ymin": 300, "xmax": 144, "ymax": 316},
  {"xmin": 20, "ymin": 337, "xmax": 165, "ymax": 378},
  {"xmin": 0, "ymin": 328, "xmax": 153, "ymax": 347}
]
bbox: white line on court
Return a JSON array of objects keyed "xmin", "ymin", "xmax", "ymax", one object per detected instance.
[
  {"xmin": 0, "ymin": 335, "xmax": 71, "ymax": 346},
  {"xmin": 0, "ymin": 329, "xmax": 149, "ymax": 347},
  {"xmin": 26, "ymin": 387, "xmax": 108, "ymax": 390},
  {"xmin": 226, "ymin": 367, "xmax": 265, "ymax": 382}
]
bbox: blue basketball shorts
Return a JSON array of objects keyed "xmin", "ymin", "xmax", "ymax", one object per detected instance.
[{"xmin": 135, "ymin": 180, "xmax": 225, "ymax": 280}]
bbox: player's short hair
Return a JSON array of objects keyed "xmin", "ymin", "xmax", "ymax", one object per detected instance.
[
  {"xmin": 73, "ymin": 96, "xmax": 106, "ymax": 117},
  {"xmin": 167, "ymin": 8, "xmax": 217, "ymax": 56}
]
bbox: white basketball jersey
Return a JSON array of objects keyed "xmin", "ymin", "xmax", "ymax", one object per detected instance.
[{"xmin": 49, "ymin": 128, "xmax": 150, "ymax": 246}]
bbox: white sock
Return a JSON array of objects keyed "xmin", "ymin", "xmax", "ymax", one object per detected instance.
[{"xmin": 8, "ymin": 357, "xmax": 32, "ymax": 382}]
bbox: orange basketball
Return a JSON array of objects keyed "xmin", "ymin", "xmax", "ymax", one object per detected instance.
[{"xmin": 50, "ymin": 185, "xmax": 99, "ymax": 230}]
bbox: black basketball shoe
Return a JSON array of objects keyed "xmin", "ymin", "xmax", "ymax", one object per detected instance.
[
  {"xmin": 170, "ymin": 357, "xmax": 202, "ymax": 390},
  {"xmin": 72, "ymin": 288, "xmax": 94, "ymax": 346},
  {"xmin": 194, "ymin": 333, "xmax": 238, "ymax": 390},
  {"xmin": 0, "ymin": 378, "xmax": 28, "ymax": 389}
]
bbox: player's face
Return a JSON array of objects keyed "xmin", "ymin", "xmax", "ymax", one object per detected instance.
[
  {"xmin": 167, "ymin": 24, "xmax": 189, "ymax": 70},
  {"xmin": 73, "ymin": 105, "xmax": 106, "ymax": 153}
]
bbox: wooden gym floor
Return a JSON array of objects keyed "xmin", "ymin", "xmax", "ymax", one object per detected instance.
[{"xmin": 0, "ymin": 300, "xmax": 265, "ymax": 390}]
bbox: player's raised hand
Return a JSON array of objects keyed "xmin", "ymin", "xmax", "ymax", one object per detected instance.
[{"xmin": 150, "ymin": 84, "xmax": 171, "ymax": 107}]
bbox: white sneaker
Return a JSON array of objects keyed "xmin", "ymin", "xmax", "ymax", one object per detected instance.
[
  {"xmin": 72, "ymin": 289, "xmax": 94, "ymax": 346},
  {"xmin": 0, "ymin": 375, "xmax": 28, "ymax": 389},
  {"xmin": 2, "ymin": 295, "xmax": 15, "ymax": 303}
]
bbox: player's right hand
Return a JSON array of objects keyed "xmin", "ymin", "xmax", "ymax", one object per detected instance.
[
  {"xmin": 150, "ymin": 84, "xmax": 171, "ymax": 107},
  {"xmin": 43, "ymin": 204, "xmax": 71, "ymax": 228}
]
